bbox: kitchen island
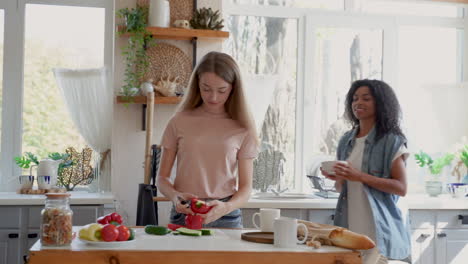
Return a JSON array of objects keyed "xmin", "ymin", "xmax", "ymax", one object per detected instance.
[{"xmin": 28, "ymin": 228, "xmax": 361, "ymax": 264}]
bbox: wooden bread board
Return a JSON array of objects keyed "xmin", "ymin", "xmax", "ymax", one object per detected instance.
[{"xmin": 241, "ymin": 232, "xmax": 274, "ymax": 244}]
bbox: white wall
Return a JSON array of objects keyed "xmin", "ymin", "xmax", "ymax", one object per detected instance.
[{"xmin": 112, "ymin": 0, "xmax": 222, "ymax": 225}]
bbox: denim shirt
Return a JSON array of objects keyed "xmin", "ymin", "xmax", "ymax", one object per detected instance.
[{"xmin": 334, "ymin": 127, "xmax": 411, "ymax": 260}]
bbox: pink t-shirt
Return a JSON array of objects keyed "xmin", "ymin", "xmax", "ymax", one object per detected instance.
[{"xmin": 161, "ymin": 107, "xmax": 258, "ymax": 199}]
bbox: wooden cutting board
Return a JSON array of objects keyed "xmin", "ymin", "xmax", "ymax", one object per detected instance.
[{"xmin": 241, "ymin": 232, "xmax": 274, "ymax": 244}]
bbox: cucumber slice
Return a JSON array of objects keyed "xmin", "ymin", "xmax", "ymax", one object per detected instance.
[
  {"xmin": 145, "ymin": 225, "xmax": 171, "ymax": 235},
  {"xmin": 176, "ymin": 227, "xmax": 202, "ymax": 236},
  {"xmin": 201, "ymin": 229, "xmax": 214, "ymax": 236}
]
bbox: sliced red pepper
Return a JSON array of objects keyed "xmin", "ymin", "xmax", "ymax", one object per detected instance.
[
  {"xmin": 97, "ymin": 216, "xmax": 109, "ymax": 225},
  {"xmin": 167, "ymin": 223, "xmax": 185, "ymax": 231},
  {"xmin": 190, "ymin": 198, "xmax": 212, "ymax": 214},
  {"xmin": 185, "ymin": 214, "xmax": 203, "ymax": 230}
]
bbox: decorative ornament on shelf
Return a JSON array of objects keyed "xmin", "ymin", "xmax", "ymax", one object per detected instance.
[
  {"xmin": 154, "ymin": 76, "xmax": 179, "ymax": 97},
  {"xmin": 173, "ymin": 19, "xmax": 191, "ymax": 29},
  {"xmin": 190, "ymin": 7, "xmax": 224, "ymax": 30},
  {"xmin": 140, "ymin": 79, "xmax": 155, "ymax": 96}
]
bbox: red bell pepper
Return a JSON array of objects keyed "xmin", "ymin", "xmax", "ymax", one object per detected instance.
[
  {"xmin": 97, "ymin": 212, "xmax": 123, "ymax": 226},
  {"xmin": 190, "ymin": 198, "xmax": 212, "ymax": 214},
  {"xmin": 185, "ymin": 214, "xmax": 203, "ymax": 229},
  {"xmin": 167, "ymin": 223, "xmax": 185, "ymax": 231}
]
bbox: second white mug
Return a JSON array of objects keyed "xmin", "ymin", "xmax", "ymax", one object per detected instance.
[
  {"xmin": 252, "ymin": 208, "xmax": 280, "ymax": 232},
  {"xmin": 273, "ymin": 217, "xmax": 308, "ymax": 248}
]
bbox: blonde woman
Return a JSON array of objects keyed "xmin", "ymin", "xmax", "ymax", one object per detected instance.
[{"xmin": 157, "ymin": 51, "xmax": 259, "ymax": 228}]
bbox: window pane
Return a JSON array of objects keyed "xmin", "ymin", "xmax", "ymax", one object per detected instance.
[
  {"xmin": 227, "ymin": 0, "xmax": 344, "ymax": 10},
  {"xmin": 226, "ymin": 15, "xmax": 298, "ymax": 192},
  {"xmin": 22, "ymin": 4, "xmax": 104, "ymax": 171},
  {"xmin": 305, "ymin": 28, "xmax": 383, "ymax": 193},
  {"xmin": 0, "ymin": 10, "xmax": 3, "ymax": 155},
  {"xmin": 362, "ymin": 0, "xmax": 461, "ymax": 18},
  {"xmin": 398, "ymin": 27, "xmax": 461, "ymax": 153}
]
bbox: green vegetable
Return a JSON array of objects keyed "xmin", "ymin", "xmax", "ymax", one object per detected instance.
[
  {"xmin": 176, "ymin": 227, "xmax": 202, "ymax": 236},
  {"xmin": 201, "ymin": 229, "xmax": 214, "ymax": 236},
  {"xmin": 145, "ymin": 225, "xmax": 171, "ymax": 235},
  {"xmin": 172, "ymin": 231, "xmax": 180, "ymax": 235},
  {"xmin": 128, "ymin": 228, "xmax": 135, "ymax": 240}
]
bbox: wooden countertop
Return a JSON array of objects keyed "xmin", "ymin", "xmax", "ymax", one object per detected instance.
[{"xmin": 28, "ymin": 227, "xmax": 361, "ymax": 264}]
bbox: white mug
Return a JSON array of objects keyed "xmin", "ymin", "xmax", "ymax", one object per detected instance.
[
  {"xmin": 252, "ymin": 208, "xmax": 280, "ymax": 232},
  {"xmin": 321, "ymin": 160, "xmax": 347, "ymax": 175},
  {"xmin": 37, "ymin": 175, "xmax": 52, "ymax": 190},
  {"xmin": 273, "ymin": 217, "xmax": 308, "ymax": 248}
]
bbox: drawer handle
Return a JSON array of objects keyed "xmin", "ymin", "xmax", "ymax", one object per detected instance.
[
  {"xmin": 8, "ymin": 233, "xmax": 19, "ymax": 238},
  {"xmin": 458, "ymin": 215, "xmax": 468, "ymax": 225},
  {"xmin": 28, "ymin": 233, "xmax": 38, "ymax": 239},
  {"xmin": 419, "ymin": 233, "xmax": 430, "ymax": 239},
  {"xmin": 437, "ymin": 233, "xmax": 447, "ymax": 238}
]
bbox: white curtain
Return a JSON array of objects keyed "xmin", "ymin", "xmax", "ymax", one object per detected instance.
[{"xmin": 53, "ymin": 67, "xmax": 113, "ymax": 192}]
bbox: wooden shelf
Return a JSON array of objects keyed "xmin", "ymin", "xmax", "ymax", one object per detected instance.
[
  {"xmin": 116, "ymin": 96, "xmax": 182, "ymax": 104},
  {"xmin": 118, "ymin": 26, "xmax": 229, "ymax": 40}
]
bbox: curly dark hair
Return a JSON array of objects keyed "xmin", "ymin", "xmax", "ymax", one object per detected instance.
[{"xmin": 344, "ymin": 79, "xmax": 406, "ymax": 140}]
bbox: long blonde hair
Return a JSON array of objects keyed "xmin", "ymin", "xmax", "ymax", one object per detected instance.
[{"xmin": 178, "ymin": 51, "xmax": 258, "ymax": 144}]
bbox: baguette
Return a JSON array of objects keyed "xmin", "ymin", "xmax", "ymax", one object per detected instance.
[{"xmin": 298, "ymin": 220, "xmax": 375, "ymax": 250}]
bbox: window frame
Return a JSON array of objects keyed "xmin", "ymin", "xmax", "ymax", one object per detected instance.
[
  {"xmin": 224, "ymin": 1, "xmax": 467, "ymax": 193},
  {"xmin": 0, "ymin": 0, "xmax": 113, "ymax": 191}
]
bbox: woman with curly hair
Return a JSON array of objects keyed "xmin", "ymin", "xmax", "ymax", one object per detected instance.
[{"xmin": 321, "ymin": 79, "xmax": 411, "ymax": 264}]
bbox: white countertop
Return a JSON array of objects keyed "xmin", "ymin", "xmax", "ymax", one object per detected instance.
[
  {"xmin": 1, "ymin": 191, "xmax": 467, "ymax": 210},
  {"xmin": 0, "ymin": 191, "xmax": 114, "ymax": 205},
  {"xmin": 30, "ymin": 227, "xmax": 352, "ymax": 253},
  {"xmin": 244, "ymin": 194, "xmax": 468, "ymax": 210}
]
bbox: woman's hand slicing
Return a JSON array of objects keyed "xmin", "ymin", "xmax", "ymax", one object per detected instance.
[{"xmin": 172, "ymin": 192, "xmax": 197, "ymax": 215}]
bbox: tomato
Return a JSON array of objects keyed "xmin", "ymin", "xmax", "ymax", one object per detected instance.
[
  {"xmin": 190, "ymin": 198, "xmax": 212, "ymax": 214},
  {"xmin": 185, "ymin": 214, "xmax": 203, "ymax": 229},
  {"xmin": 116, "ymin": 225, "xmax": 130, "ymax": 241},
  {"xmin": 101, "ymin": 224, "xmax": 119, "ymax": 242}
]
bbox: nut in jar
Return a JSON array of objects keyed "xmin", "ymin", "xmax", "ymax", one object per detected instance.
[{"xmin": 41, "ymin": 193, "xmax": 73, "ymax": 246}]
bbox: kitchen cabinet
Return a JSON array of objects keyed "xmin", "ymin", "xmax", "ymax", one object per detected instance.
[
  {"xmin": 0, "ymin": 205, "xmax": 104, "ymax": 264},
  {"xmin": 434, "ymin": 210, "xmax": 468, "ymax": 264}
]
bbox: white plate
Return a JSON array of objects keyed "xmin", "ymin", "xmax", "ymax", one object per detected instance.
[{"xmin": 78, "ymin": 238, "xmax": 136, "ymax": 247}]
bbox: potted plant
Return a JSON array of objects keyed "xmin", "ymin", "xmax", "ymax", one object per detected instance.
[
  {"xmin": 452, "ymin": 144, "xmax": 468, "ymax": 184},
  {"xmin": 15, "ymin": 152, "xmax": 75, "ymax": 190},
  {"xmin": 117, "ymin": 6, "xmax": 155, "ymax": 100},
  {"xmin": 415, "ymin": 151, "xmax": 455, "ymax": 197}
]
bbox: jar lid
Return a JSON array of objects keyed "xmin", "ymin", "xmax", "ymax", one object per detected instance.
[{"xmin": 45, "ymin": 193, "xmax": 71, "ymax": 199}]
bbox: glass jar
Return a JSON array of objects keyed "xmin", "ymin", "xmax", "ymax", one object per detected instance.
[{"xmin": 40, "ymin": 193, "xmax": 73, "ymax": 246}]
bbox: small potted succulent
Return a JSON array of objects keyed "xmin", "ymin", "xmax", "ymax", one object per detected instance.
[{"xmin": 415, "ymin": 151, "xmax": 455, "ymax": 197}]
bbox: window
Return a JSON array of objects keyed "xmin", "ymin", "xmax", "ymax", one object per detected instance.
[
  {"xmin": 226, "ymin": 13, "xmax": 298, "ymax": 192},
  {"xmin": 0, "ymin": 0, "xmax": 112, "ymax": 191},
  {"xmin": 362, "ymin": 0, "xmax": 462, "ymax": 18},
  {"xmin": 22, "ymin": 4, "xmax": 105, "ymax": 158},
  {"xmin": 226, "ymin": 0, "xmax": 467, "ymax": 194},
  {"xmin": 226, "ymin": 0, "xmax": 344, "ymax": 10}
]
